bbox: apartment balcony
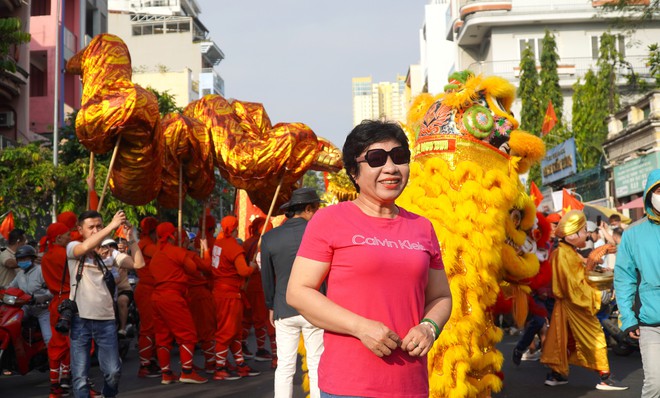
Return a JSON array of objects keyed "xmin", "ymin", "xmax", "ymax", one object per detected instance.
[
  {"xmin": 0, "ymin": 63, "xmax": 28, "ymax": 100},
  {"xmin": 451, "ymin": 1, "xmax": 601, "ymax": 45},
  {"xmin": 200, "ymin": 67, "xmax": 224, "ymax": 96},
  {"xmin": 114, "ymin": 0, "xmax": 201, "ymax": 17},
  {"xmin": 467, "ymin": 55, "xmax": 652, "ymax": 86},
  {"xmin": 0, "ymin": 0, "xmax": 22, "ymax": 12},
  {"xmin": 199, "ymin": 40, "xmax": 224, "ymax": 66}
]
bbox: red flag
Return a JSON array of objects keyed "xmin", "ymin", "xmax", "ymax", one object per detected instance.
[
  {"xmin": 562, "ymin": 189, "xmax": 584, "ymax": 214},
  {"xmin": 0, "ymin": 211, "xmax": 14, "ymax": 240},
  {"xmin": 541, "ymin": 100, "xmax": 558, "ymax": 136},
  {"xmin": 529, "ymin": 182, "xmax": 543, "ymax": 207}
]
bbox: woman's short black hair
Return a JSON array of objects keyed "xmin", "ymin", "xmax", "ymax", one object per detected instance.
[{"xmin": 342, "ymin": 120, "xmax": 409, "ymax": 192}]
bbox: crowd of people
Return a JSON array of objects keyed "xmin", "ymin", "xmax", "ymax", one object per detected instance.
[{"xmin": 1, "ymin": 120, "xmax": 659, "ymax": 398}]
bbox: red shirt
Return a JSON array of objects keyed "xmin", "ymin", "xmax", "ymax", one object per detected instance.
[
  {"xmin": 137, "ymin": 236, "xmax": 158, "ymax": 286},
  {"xmin": 211, "ymin": 236, "xmax": 251, "ymax": 289},
  {"xmin": 41, "ymin": 244, "xmax": 69, "ymax": 295},
  {"xmin": 151, "ymin": 244, "xmax": 194, "ymax": 292}
]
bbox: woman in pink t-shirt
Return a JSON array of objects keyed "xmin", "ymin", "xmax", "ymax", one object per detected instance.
[{"xmin": 287, "ymin": 120, "xmax": 452, "ymax": 398}]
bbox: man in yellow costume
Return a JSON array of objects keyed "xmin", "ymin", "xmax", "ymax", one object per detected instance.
[{"xmin": 541, "ymin": 210, "xmax": 628, "ymax": 391}]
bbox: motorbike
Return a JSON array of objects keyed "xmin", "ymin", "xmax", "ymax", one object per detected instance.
[
  {"xmin": 600, "ymin": 302, "xmax": 639, "ymax": 356},
  {"xmin": 0, "ymin": 287, "xmax": 48, "ymax": 374},
  {"xmin": 118, "ymin": 271, "xmax": 140, "ymax": 360}
]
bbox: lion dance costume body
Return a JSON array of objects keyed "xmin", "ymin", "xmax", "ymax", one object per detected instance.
[{"xmin": 397, "ymin": 71, "xmax": 545, "ymax": 397}]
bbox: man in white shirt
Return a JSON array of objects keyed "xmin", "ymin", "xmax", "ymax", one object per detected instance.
[{"xmin": 66, "ymin": 210, "xmax": 144, "ymax": 398}]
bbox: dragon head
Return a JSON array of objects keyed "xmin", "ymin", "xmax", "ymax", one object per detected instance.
[{"xmin": 415, "ymin": 71, "xmax": 545, "ymax": 174}]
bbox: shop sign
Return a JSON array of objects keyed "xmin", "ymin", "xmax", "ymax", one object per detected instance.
[
  {"xmin": 614, "ymin": 152, "xmax": 660, "ymax": 197},
  {"xmin": 541, "ymin": 138, "xmax": 577, "ymax": 184}
]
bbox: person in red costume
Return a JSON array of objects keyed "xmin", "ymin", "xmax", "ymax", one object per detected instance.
[
  {"xmin": 150, "ymin": 222, "xmax": 210, "ymax": 385},
  {"xmin": 41, "ymin": 222, "xmax": 72, "ymax": 398},
  {"xmin": 57, "ymin": 212, "xmax": 82, "ymax": 242},
  {"xmin": 186, "ymin": 216, "xmax": 217, "ymax": 374},
  {"xmin": 241, "ymin": 217, "xmax": 276, "ymax": 365},
  {"xmin": 512, "ymin": 212, "xmax": 554, "ymax": 365},
  {"xmin": 211, "ymin": 215, "xmax": 261, "ymax": 380},
  {"xmin": 135, "ymin": 216, "xmax": 161, "ymax": 378}
]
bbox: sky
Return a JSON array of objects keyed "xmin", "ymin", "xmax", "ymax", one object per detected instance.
[{"xmin": 196, "ymin": 0, "xmax": 430, "ymax": 148}]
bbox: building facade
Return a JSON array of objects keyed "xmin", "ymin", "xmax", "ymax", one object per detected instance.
[
  {"xmin": 604, "ymin": 90, "xmax": 660, "ymax": 217},
  {"xmin": 0, "ymin": 1, "xmax": 31, "ymax": 146},
  {"xmin": 444, "ymin": 0, "xmax": 660, "ymax": 129},
  {"xmin": 29, "ymin": 0, "xmax": 108, "ymax": 140},
  {"xmin": 352, "ymin": 75, "xmax": 407, "ymax": 126},
  {"xmin": 108, "ymin": 0, "xmax": 224, "ymax": 108}
]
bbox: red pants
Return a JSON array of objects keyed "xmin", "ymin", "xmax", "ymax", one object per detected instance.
[
  {"xmin": 134, "ymin": 283, "xmax": 156, "ymax": 367},
  {"xmin": 152, "ymin": 289, "xmax": 198, "ymax": 372},
  {"xmin": 186, "ymin": 285, "xmax": 216, "ymax": 369},
  {"xmin": 213, "ymin": 291, "xmax": 244, "ymax": 367},
  {"xmin": 48, "ymin": 296, "xmax": 70, "ymax": 385}
]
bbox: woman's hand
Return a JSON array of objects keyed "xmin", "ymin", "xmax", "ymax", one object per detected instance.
[
  {"xmin": 356, "ymin": 319, "xmax": 401, "ymax": 358},
  {"xmin": 401, "ymin": 323, "xmax": 435, "ymax": 357}
]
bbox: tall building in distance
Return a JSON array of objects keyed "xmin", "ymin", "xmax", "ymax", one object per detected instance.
[
  {"xmin": 352, "ymin": 75, "xmax": 407, "ymax": 127},
  {"xmin": 108, "ymin": 0, "xmax": 224, "ymax": 108}
]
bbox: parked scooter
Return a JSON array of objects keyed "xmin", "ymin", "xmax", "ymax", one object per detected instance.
[{"xmin": 0, "ymin": 287, "xmax": 48, "ymax": 374}]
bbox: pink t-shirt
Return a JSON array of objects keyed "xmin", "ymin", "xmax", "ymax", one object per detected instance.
[{"xmin": 297, "ymin": 201, "xmax": 443, "ymax": 398}]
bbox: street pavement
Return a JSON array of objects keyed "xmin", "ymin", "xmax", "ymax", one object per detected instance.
[{"xmin": 0, "ymin": 333, "xmax": 643, "ymax": 397}]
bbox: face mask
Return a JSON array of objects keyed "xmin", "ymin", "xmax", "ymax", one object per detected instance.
[
  {"xmin": 17, "ymin": 260, "xmax": 32, "ymax": 270},
  {"xmin": 652, "ymin": 193, "xmax": 660, "ymax": 213}
]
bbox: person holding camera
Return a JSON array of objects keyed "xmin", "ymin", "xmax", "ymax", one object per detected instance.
[
  {"xmin": 66, "ymin": 210, "xmax": 143, "ymax": 398},
  {"xmin": 41, "ymin": 222, "xmax": 73, "ymax": 397}
]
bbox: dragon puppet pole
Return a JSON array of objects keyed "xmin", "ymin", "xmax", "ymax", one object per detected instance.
[
  {"xmin": 261, "ymin": 172, "xmax": 285, "ymax": 238},
  {"xmin": 86, "ymin": 153, "xmax": 94, "ymax": 210},
  {"xmin": 200, "ymin": 199, "xmax": 208, "ymax": 257},
  {"xmin": 98, "ymin": 135, "xmax": 122, "ymax": 212},
  {"xmin": 178, "ymin": 163, "xmax": 183, "ymax": 247}
]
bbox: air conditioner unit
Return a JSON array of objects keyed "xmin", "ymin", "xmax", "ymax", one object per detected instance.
[{"xmin": 0, "ymin": 111, "xmax": 15, "ymax": 128}]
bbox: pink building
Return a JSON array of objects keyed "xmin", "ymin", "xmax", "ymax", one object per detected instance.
[{"xmin": 29, "ymin": 0, "xmax": 108, "ymax": 138}]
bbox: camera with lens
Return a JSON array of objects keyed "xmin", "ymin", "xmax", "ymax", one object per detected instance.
[
  {"xmin": 102, "ymin": 270, "xmax": 116, "ymax": 296},
  {"xmin": 55, "ymin": 299, "xmax": 78, "ymax": 333}
]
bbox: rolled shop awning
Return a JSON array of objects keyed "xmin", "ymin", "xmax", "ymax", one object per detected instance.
[{"xmin": 618, "ymin": 196, "xmax": 645, "ymax": 210}]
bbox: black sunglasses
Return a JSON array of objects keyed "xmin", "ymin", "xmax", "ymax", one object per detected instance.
[{"xmin": 356, "ymin": 146, "xmax": 411, "ymax": 168}]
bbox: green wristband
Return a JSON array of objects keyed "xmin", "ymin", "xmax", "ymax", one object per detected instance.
[{"xmin": 421, "ymin": 318, "xmax": 441, "ymax": 340}]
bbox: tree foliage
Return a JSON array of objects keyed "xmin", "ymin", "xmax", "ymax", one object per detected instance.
[
  {"xmin": 539, "ymin": 30, "xmax": 564, "ymax": 124},
  {"xmin": 0, "ymin": 17, "xmax": 31, "ymax": 74},
  {"xmin": 517, "ymin": 44, "xmax": 542, "ymax": 134},
  {"xmin": 648, "ymin": 43, "xmax": 660, "ymax": 87},
  {"xmin": 598, "ymin": 0, "xmax": 660, "ymax": 32}
]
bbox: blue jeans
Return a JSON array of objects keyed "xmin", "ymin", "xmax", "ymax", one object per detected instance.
[
  {"xmin": 515, "ymin": 297, "xmax": 554, "ymax": 352},
  {"xmin": 640, "ymin": 326, "xmax": 660, "ymax": 398},
  {"xmin": 70, "ymin": 316, "xmax": 121, "ymax": 398}
]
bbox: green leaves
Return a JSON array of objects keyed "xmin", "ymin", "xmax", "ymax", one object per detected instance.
[{"xmin": 0, "ymin": 17, "xmax": 31, "ymax": 74}]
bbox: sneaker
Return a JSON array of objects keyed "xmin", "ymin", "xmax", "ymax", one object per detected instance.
[
  {"xmin": 161, "ymin": 371, "xmax": 179, "ymax": 385},
  {"xmin": 597, "ymin": 376, "xmax": 629, "ymax": 391},
  {"xmin": 204, "ymin": 364, "xmax": 216, "ymax": 375},
  {"xmin": 59, "ymin": 376, "xmax": 72, "ymax": 389},
  {"xmin": 213, "ymin": 367, "xmax": 241, "ymax": 381},
  {"xmin": 137, "ymin": 364, "xmax": 161, "ymax": 378},
  {"xmin": 236, "ymin": 363, "xmax": 260, "ymax": 377},
  {"xmin": 254, "ymin": 348, "xmax": 272, "ymax": 362},
  {"xmin": 49, "ymin": 384, "xmax": 69, "ymax": 398},
  {"xmin": 89, "ymin": 388, "xmax": 103, "ymax": 397},
  {"xmin": 179, "ymin": 371, "xmax": 208, "ymax": 384},
  {"xmin": 521, "ymin": 349, "xmax": 541, "ymax": 361},
  {"xmin": 512, "ymin": 348, "xmax": 523, "ymax": 366},
  {"xmin": 241, "ymin": 343, "xmax": 255, "ymax": 359},
  {"xmin": 545, "ymin": 372, "xmax": 568, "ymax": 386}
]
